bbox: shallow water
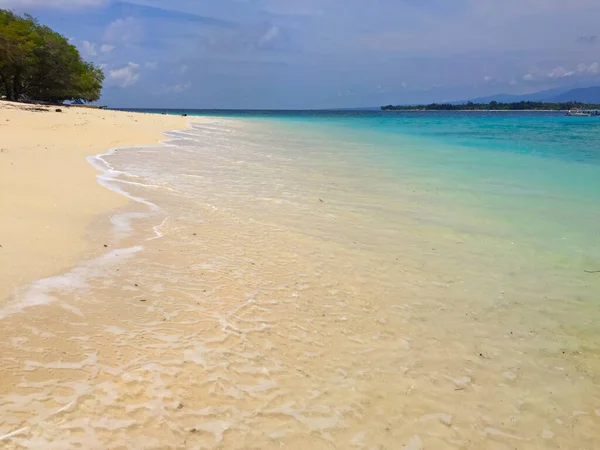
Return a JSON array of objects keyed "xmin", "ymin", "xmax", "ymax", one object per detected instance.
[{"xmin": 1, "ymin": 113, "xmax": 599, "ymax": 449}]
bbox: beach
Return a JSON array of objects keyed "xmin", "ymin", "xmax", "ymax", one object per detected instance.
[
  {"xmin": 0, "ymin": 102, "xmax": 187, "ymax": 302},
  {"xmin": 0, "ymin": 110, "xmax": 598, "ymax": 449}
]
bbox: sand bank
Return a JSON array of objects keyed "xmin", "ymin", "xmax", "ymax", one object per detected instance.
[{"xmin": 0, "ymin": 102, "xmax": 188, "ymax": 302}]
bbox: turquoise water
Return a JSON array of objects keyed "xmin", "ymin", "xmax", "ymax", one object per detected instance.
[
  {"xmin": 120, "ymin": 109, "xmax": 600, "ymax": 300},
  {"xmin": 175, "ymin": 110, "xmax": 600, "ymax": 268},
  {"xmin": 131, "ymin": 109, "xmax": 600, "ymax": 163},
  {"xmin": 4, "ymin": 111, "xmax": 600, "ymax": 448}
]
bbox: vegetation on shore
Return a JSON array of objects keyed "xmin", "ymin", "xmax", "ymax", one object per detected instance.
[
  {"xmin": 0, "ymin": 10, "xmax": 103, "ymax": 103},
  {"xmin": 382, "ymin": 101, "xmax": 600, "ymax": 111}
]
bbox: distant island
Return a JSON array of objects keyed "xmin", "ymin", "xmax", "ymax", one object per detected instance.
[{"xmin": 381, "ymin": 101, "xmax": 600, "ymax": 111}]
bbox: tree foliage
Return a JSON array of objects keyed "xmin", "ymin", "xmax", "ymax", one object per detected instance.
[
  {"xmin": 382, "ymin": 101, "xmax": 600, "ymax": 111},
  {"xmin": 0, "ymin": 10, "xmax": 103, "ymax": 103}
]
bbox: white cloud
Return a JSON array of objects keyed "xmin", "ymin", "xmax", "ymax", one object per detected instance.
[
  {"xmin": 547, "ymin": 66, "xmax": 574, "ymax": 78},
  {"xmin": 80, "ymin": 40, "xmax": 97, "ymax": 57},
  {"xmin": 180, "ymin": 65, "xmax": 189, "ymax": 74},
  {"xmin": 76, "ymin": 40, "xmax": 114, "ymax": 58},
  {"xmin": 107, "ymin": 62, "xmax": 141, "ymax": 88},
  {"xmin": 258, "ymin": 25, "xmax": 281, "ymax": 47},
  {"xmin": 586, "ymin": 62, "xmax": 599, "ymax": 74},
  {"xmin": 0, "ymin": 0, "xmax": 107, "ymax": 7},
  {"xmin": 166, "ymin": 82, "xmax": 192, "ymax": 94},
  {"xmin": 100, "ymin": 44, "xmax": 115, "ymax": 54},
  {"xmin": 576, "ymin": 62, "xmax": 599, "ymax": 74},
  {"xmin": 15, "ymin": 0, "xmax": 600, "ymax": 108},
  {"xmin": 104, "ymin": 17, "xmax": 144, "ymax": 45},
  {"xmin": 519, "ymin": 62, "xmax": 598, "ymax": 85}
]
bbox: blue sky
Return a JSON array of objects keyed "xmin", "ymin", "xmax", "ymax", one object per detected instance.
[{"xmin": 3, "ymin": 0, "xmax": 600, "ymax": 108}]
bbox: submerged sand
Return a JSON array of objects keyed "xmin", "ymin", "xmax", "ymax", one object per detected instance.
[
  {"xmin": 0, "ymin": 102, "xmax": 187, "ymax": 302},
  {"xmin": 0, "ymin": 113, "xmax": 598, "ymax": 449}
]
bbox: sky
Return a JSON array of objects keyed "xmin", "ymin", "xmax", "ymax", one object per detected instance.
[{"xmin": 2, "ymin": 0, "xmax": 600, "ymax": 108}]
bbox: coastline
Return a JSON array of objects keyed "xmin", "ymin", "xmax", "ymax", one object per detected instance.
[
  {"xmin": 0, "ymin": 112, "xmax": 598, "ymax": 448},
  {"xmin": 381, "ymin": 109, "xmax": 574, "ymax": 112},
  {"xmin": 0, "ymin": 101, "xmax": 189, "ymax": 303}
]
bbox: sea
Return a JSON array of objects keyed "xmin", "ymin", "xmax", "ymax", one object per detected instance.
[{"xmin": 1, "ymin": 110, "xmax": 599, "ymax": 449}]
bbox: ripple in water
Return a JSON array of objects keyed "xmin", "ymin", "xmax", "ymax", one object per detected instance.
[{"xmin": 1, "ymin": 118, "xmax": 599, "ymax": 449}]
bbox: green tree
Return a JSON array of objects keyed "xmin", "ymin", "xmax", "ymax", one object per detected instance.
[
  {"xmin": 0, "ymin": 9, "xmax": 103, "ymax": 103},
  {"xmin": 382, "ymin": 100, "xmax": 600, "ymax": 111},
  {"xmin": 0, "ymin": 11, "xmax": 39, "ymax": 100}
]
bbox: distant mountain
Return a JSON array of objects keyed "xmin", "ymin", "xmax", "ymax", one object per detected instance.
[
  {"xmin": 467, "ymin": 87, "xmax": 569, "ymax": 104},
  {"xmin": 383, "ymin": 85, "xmax": 600, "ymax": 109},
  {"xmin": 545, "ymin": 86, "xmax": 600, "ymax": 103}
]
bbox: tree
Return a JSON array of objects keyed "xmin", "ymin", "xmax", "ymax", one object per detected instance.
[
  {"xmin": 0, "ymin": 9, "xmax": 103, "ymax": 103},
  {"xmin": 381, "ymin": 100, "xmax": 599, "ymax": 111},
  {"xmin": 0, "ymin": 11, "xmax": 40, "ymax": 100}
]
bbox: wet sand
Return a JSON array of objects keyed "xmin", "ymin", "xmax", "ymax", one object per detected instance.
[
  {"xmin": 0, "ymin": 117, "xmax": 598, "ymax": 449},
  {"xmin": 0, "ymin": 102, "xmax": 188, "ymax": 302}
]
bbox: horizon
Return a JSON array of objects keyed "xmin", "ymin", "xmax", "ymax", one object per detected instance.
[
  {"xmin": 3, "ymin": 0, "xmax": 600, "ymax": 109},
  {"xmin": 112, "ymin": 84, "xmax": 600, "ymax": 110}
]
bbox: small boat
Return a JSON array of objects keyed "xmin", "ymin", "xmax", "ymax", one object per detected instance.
[{"xmin": 567, "ymin": 108, "xmax": 592, "ymax": 117}]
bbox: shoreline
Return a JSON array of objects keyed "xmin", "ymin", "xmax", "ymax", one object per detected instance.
[
  {"xmin": 0, "ymin": 112, "xmax": 599, "ymax": 448},
  {"xmin": 0, "ymin": 101, "xmax": 189, "ymax": 303},
  {"xmin": 381, "ymin": 109, "xmax": 578, "ymax": 112}
]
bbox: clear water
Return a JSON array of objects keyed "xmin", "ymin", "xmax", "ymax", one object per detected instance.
[
  {"xmin": 184, "ymin": 111, "xmax": 600, "ymax": 264},
  {"xmin": 1, "ymin": 112, "xmax": 599, "ymax": 449}
]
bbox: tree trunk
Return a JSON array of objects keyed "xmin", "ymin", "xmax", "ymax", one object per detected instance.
[
  {"xmin": 12, "ymin": 70, "xmax": 21, "ymax": 101},
  {"xmin": 0, "ymin": 73, "xmax": 13, "ymax": 101}
]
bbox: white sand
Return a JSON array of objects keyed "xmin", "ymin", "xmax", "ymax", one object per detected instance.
[{"xmin": 0, "ymin": 102, "xmax": 188, "ymax": 302}]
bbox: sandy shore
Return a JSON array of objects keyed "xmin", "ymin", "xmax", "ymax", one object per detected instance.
[
  {"xmin": 0, "ymin": 102, "xmax": 188, "ymax": 302},
  {"xmin": 0, "ymin": 109, "xmax": 598, "ymax": 448}
]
